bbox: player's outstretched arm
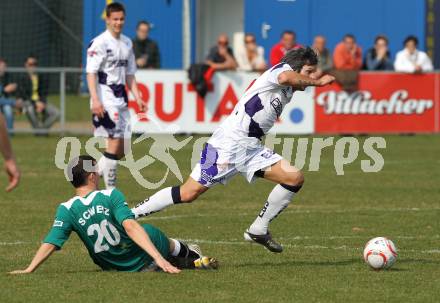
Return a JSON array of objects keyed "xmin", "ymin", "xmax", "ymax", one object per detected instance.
[
  {"xmin": 122, "ymin": 219, "xmax": 180, "ymax": 274},
  {"xmin": 9, "ymin": 243, "xmax": 57, "ymax": 274},
  {"xmin": 278, "ymin": 71, "xmax": 335, "ymax": 88},
  {"xmin": 0, "ymin": 113, "xmax": 20, "ymax": 192}
]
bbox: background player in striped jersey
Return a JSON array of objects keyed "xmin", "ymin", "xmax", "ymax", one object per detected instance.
[
  {"xmin": 131, "ymin": 47, "xmax": 335, "ymax": 253},
  {"xmin": 9, "ymin": 155, "xmax": 217, "ymax": 274},
  {"xmin": 86, "ymin": 2, "xmax": 145, "ymax": 189}
]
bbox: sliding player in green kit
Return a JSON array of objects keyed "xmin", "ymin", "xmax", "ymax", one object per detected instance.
[{"xmin": 10, "ymin": 155, "xmax": 217, "ymax": 274}]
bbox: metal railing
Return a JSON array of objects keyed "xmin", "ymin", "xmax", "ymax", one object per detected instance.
[{"xmin": 3, "ymin": 67, "xmax": 83, "ymax": 134}]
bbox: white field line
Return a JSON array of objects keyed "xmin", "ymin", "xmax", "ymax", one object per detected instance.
[
  {"xmin": 0, "ymin": 241, "xmax": 29, "ymax": 246},
  {"xmin": 140, "ymin": 207, "xmax": 440, "ymax": 222},
  {"xmin": 1, "ymin": 235, "xmax": 438, "ymax": 246},
  {"xmin": 1, "ymin": 239, "xmax": 439, "ymax": 255},
  {"xmin": 180, "ymin": 238, "xmax": 440, "ymax": 254}
]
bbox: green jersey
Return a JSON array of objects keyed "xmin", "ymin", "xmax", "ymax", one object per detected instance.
[{"xmin": 44, "ymin": 188, "xmax": 155, "ymax": 272}]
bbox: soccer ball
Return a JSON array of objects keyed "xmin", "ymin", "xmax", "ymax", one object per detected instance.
[{"xmin": 363, "ymin": 237, "xmax": 397, "ymax": 270}]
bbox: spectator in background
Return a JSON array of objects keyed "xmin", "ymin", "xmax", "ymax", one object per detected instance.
[
  {"xmin": 18, "ymin": 55, "xmax": 60, "ymax": 134},
  {"xmin": 0, "ymin": 59, "xmax": 22, "ymax": 132},
  {"xmin": 270, "ymin": 30, "xmax": 302, "ymax": 66},
  {"xmin": 312, "ymin": 35, "xmax": 332, "ymax": 78},
  {"xmin": 236, "ymin": 33, "xmax": 267, "ymax": 72},
  {"xmin": 205, "ymin": 33, "xmax": 237, "ymax": 71},
  {"xmin": 132, "ymin": 21, "xmax": 161, "ymax": 69},
  {"xmin": 333, "ymin": 34, "xmax": 362, "ymax": 70},
  {"xmin": 364, "ymin": 35, "xmax": 393, "ymax": 70},
  {"xmin": 332, "ymin": 34, "xmax": 362, "ymax": 92},
  {"xmin": 0, "ymin": 112, "xmax": 20, "ymax": 191},
  {"xmin": 394, "ymin": 35, "xmax": 433, "ymax": 73}
]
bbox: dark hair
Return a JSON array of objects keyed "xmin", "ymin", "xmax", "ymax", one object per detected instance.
[
  {"xmin": 136, "ymin": 20, "xmax": 150, "ymax": 29},
  {"xmin": 281, "ymin": 47, "xmax": 318, "ymax": 71},
  {"xmin": 67, "ymin": 155, "xmax": 97, "ymax": 188},
  {"xmin": 375, "ymin": 35, "xmax": 388, "ymax": 44},
  {"xmin": 106, "ymin": 2, "xmax": 125, "ymax": 17},
  {"xmin": 344, "ymin": 34, "xmax": 355, "ymax": 41},
  {"xmin": 281, "ymin": 30, "xmax": 296, "ymax": 38},
  {"xmin": 404, "ymin": 35, "xmax": 418, "ymax": 46},
  {"xmin": 25, "ymin": 54, "xmax": 37, "ymax": 62}
]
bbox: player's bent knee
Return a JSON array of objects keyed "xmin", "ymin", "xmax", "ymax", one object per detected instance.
[
  {"xmin": 282, "ymin": 171, "xmax": 304, "ymax": 190},
  {"xmin": 180, "ymin": 189, "xmax": 200, "ymax": 203}
]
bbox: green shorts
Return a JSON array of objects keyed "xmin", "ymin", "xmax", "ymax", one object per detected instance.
[{"xmin": 140, "ymin": 224, "xmax": 170, "ymax": 270}]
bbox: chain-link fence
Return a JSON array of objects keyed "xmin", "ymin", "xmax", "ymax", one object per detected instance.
[{"xmin": 0, "ymin": 0, "xmax": 83, "ymax": 67}]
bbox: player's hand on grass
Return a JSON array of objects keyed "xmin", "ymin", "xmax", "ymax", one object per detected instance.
[
  {"xmin": 155, "ymin": 258, "xmax": 181, "ymax": 274},
  {"xmin": 317, "ymin": 74, "xmax": 335, "ymax": 87},
  {"xmin": 91, "ymin": 100, "xmax": 105, "ymax": 118},
  {"xmin": 4, "ymin": 158, "xmax": 20, "ymax": 192}
]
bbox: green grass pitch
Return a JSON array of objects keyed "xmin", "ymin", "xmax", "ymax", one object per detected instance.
[{"xmin": 1, "ymin": 134, "xmax": 439, "ymax": 302}]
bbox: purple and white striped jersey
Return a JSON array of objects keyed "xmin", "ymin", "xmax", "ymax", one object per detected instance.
[
  {"xmin": 86, "ymin": 30, "xmax": 136, "ymax": 108},
  {"xmin": 213, "ymin": 62, "xmax": 294, "ymax": 148}
]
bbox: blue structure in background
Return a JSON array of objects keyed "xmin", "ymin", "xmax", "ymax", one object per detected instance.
[
  {"xmin": 83, "ymin": 0, "xmax": 184, "ymax": 69},
  {"xmin": 83, "ymin": 0, "xmax": 427, "ymax": 69},
  {"xmin": 244, "ymin": 0, "xmax": 426, "ymax": 64}
]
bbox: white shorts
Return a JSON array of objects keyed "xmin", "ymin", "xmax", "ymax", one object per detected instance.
[
  {"xmin": 190, "ymin": 141, "xmax": 282, "ymax": 188},
  {"xmin": 93, "ymin": 105, "xmax": 131, "ymax": 138}
]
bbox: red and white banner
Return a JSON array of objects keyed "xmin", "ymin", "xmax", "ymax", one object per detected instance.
[
  {"xmin": 128, "ymin": 70, "xmax": 314, "ymax": 134},
  {"xmin": 129, "ymin": 71, "xmax": 440, "ymax": 134},
  {"xmin": 314, "ymin": 73, "xmax": 440, "ymax": 134}
]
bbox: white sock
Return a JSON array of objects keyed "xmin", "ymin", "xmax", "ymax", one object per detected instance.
[
  {"xmin": 131, "ymin": 186, "xmax": 181, "ymax": 219},
  {"xmin": 170, "ymin": 238, "xmax": 181, "ymax": 257},
  {"xmin": 98, "ymin": 154, "xmax": 118, "ymax": 189},
  {"xmin": 248, "ymin": 184, "xmax": 296, "ymax": 235}
]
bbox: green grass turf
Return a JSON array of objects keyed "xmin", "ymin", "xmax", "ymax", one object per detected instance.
[
  {"xmin": 0, "ymin": 134, "xmax": 439, "ymax": 302},
  {"xmin": 14, "ymin": 94, "xmax": 91, "ymax": 123}
]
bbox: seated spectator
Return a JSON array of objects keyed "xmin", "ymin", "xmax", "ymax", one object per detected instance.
[
  {"xmin": 270, "ymin": 30, "xmax": 302, "ymax": 66},
  {"xmin": 0, "ymin": 58, "xmax": 22, "ymax": 132},
  {"xmin": 18, "ymin": 55, "xmax": 60, "ymax": 134},
  {"xmin": 312, "ymin": 35, "xmax": 332, "ymax": 77},
  {"xmin": 205, "ymin": 34, "xmax": 237, "ymax": 71},
  {"xmin": 333, "ymin": 34, "xmax": 362, "ymax": 70},
  {"xmin": 236, "ymin": 33, "xmax": 267, "ymax": 72},
  {"xmin": 394, "ymin": 35, "xmax": 433, "ymax": 73},
  {"xmin": 332, "ymin": 34, "xmax": 362, "ymax": 92},
  {"xmin": 132, "ymin": 21, "xmax": 161, "ymax": 69},
  {"xmin": 364, "ymin": 35, "xmax": 393, "ymax": 70}
]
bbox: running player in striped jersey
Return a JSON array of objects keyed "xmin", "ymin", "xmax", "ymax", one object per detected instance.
[
  {"xmin": 86, "ymin": 2, "xmax": 145, "ymax": 189},
  {"xmin": 9, "ymin": 156, "xmax": 217, "ymax": 274},
  {"xmin": 131, "ymin": 47, "xmax": 335, "ymax": 253}
]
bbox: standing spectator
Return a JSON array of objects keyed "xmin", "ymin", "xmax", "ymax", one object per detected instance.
[
  {"xmin": 132, "ymin": 21, "xmax": 161, "ymax": 69},
  {"xmin": 0, "ymin": 112, "xmax": 20, "ymax": 191},
  {"xmin": 0, "ymin": 59, "xmax": 21, "ymax": 132},
  {"xmin": 333, "ymin": 34, "xmax": 362, "ymax": 70},
  {"xmin": 364, "ymin": 35, "xmax": 394, "ymax": 70},
  {"xmin": 205, "ymin": 33, "xmax": 237, "ymax": 71},
  {"xmin": 312, "ymin": 35, "xmax": 332, "ymax": 77},
  {"xmin": 236, "ymin": 33, "xmax": 267, "ymax": 72},
  {"xmin": 394, "ymin": 35, "xmax": 433, "ymax": 73},
  {"xmin": 18, "ymin": 55, "xmax": 60, "ymax": 133},
  {"xmin": 270, "ymin": 30, "xmax": 302, "ymax": 66}
]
